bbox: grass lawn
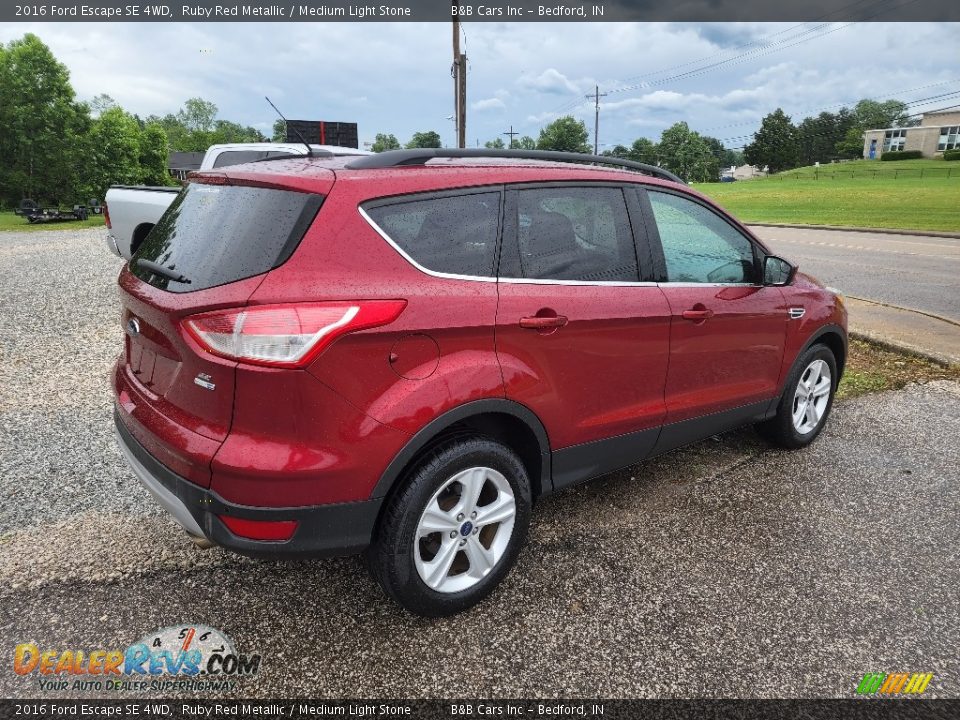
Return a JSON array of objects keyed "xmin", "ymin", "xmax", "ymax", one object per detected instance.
[
  {"xmin": 694, "ymin": 159, "xmax": 960, "ymax": 232},
  {"xmin": 838, "ymin": 338, "xmax": 960, "ymax": 399},
  {"xmin": 0, "ymin": 211, "xmax": 105, "ymax": 232}
]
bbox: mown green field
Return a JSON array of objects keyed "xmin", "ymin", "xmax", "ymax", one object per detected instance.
[
  {"xmin": 0, "ymin": 211, "xmax": 105, "ymax": 232},
  {"xmin": 694, "ymin": 159, "xmax": 960, "ymax": 232}
]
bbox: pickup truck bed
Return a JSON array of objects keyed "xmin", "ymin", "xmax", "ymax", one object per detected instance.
[{"xmin": 105, "ymin": 185, "xmax": 181, "ymax": 258}]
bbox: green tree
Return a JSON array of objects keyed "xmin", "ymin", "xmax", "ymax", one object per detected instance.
[
  {"xmin": 536, "ymin": 116, "xmax": 590, "ymax": 153},
  {"xmin": 90, "ymin": 93, "xmax": 117, "ymax": 115},
  {"xmin": 272, "ymin": 118, "xmax": 286, "ymax": 142},
  {"xmin": 484, "ymin": 137, "xmax": 505, "ymax": 149},
  {"xmin": 657, "ymin": 122, "xmax": 718, "ymax": 182},
  {"xmin": 83, "ymin": 106, "xmax": 142, "ymax": 200},
  {"xmin": 627, "ymin": 137, "xmax": 658, "ymax": 165},
  {"xmin": 372, "ymin": 133, "xmax": 401, "ymax": 152},
  {"xmin": 853, "ymin": 99, "xmax": 915, "ymax": 131},
  {"xmin": 743, "ymin": 109, "xmax": 799, "ymax": 173},
  {"xmin": 515, "ymin": 135, "xmax": 537, "ymax": 150},
  {"xmin": 797, "ymin": 110, "xmax": 856, "ymax": 166},
  {"xmin": 406, "ymin": 130, "xmax": 442, "ymax": 149},
  {"xmin": 177, "ymin": 97, "xmax": 217, "ymax": 133},
  {"xmin": 601, "ymin": 144, "xmax": 630, "ymax": 158},
  {"xmin": 139, "ymin": 122, "xmax": 172, "ymax": 187},
  {"xmin": 212, "ymin": 119, "xmax": 265, "ymax": 144},
  {"xmin": 0, "ymin": 34, "xmax": 90, "ymax": 206}
]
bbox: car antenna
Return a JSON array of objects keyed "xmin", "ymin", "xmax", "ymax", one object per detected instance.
[{"xmin": 265, "ymin": 96, "xmax": 312, "ymax": 157}]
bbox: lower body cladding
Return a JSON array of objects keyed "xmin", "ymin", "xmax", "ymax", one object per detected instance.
[{"xmin": 113, "ymin": 410, "xmax": 382, "ymax": 557}]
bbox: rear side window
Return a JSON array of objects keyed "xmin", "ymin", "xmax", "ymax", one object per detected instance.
[
  {"xmin": 506, "ymin": 186, "xmax": 638, "ymax": 282},
  {"xmin": 364, "ymin": 191, "xmax": 501, "ymax": 277},
  {"xmin": 131, "ymin": 183, "xmax": 322, "ymax": 292}
]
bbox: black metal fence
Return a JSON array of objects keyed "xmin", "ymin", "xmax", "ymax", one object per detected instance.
[{"xmin": 775, "ymin": 167, "xmax": 958, "ymax": 180}]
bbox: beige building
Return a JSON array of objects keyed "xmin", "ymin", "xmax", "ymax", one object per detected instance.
[{"xmin": 862, "ymin": 109, "xmax": 960, "ymax": 159}]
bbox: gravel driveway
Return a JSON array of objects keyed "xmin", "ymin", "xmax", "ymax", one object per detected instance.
[{"xmin": 1, "ymin": 228, "xmax": 957, "ymax": 699}]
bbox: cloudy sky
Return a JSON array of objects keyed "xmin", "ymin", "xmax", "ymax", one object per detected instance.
[{"xmin": 3, "ymin": 21, "xmax": 959, "ymax": 149}]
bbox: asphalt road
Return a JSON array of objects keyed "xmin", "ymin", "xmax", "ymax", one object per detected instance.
[
  {"xmin": 1, "ymin": 228, "xmax": 958, "ymax": 700},
  {"xmin": 749, "ymin": 226, "xmax": 960, "ymax": 323}
]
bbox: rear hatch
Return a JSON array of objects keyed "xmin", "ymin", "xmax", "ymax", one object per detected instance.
[{"xmin": 117, "ymin": 176, "xmax": 327, "ymax": 487}]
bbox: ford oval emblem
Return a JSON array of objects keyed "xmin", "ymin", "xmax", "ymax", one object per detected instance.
[{"xmin": 127, "ymin": 317, "xmax": 141, "ymax": 337}]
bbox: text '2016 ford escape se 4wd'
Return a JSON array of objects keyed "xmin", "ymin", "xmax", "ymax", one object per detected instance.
[{"xmin": 113, "ymin": 149, "xmax": 847, "ymax": 616}]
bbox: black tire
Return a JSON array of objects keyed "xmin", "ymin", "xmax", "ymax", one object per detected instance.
[
  {"xmin": 757, "ymin": 343, "xmax": 838, "ymax": 449},
  {"xmin": 366, "ymin": 436, "xmax": 531, "ymax": 617}
]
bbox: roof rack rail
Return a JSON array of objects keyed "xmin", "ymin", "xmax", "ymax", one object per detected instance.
[{"xmin": 344, "ymin": 148, "xmax": 685, "ymax": 184}]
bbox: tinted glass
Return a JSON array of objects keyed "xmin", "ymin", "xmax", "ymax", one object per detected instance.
[
  {"xmin": 512, "ymin": 187, "xmax": 637, "ymax": 282},
  {"xmin": 365, "ymin": 192, "xmax": 500, "ymax": 277},
  {"xmin": 131, "ymin": 183, "xmax": 322, "ymax": 293},
  {"xmin": 647, "ymin": 191, "xmax": 756, "ymax": 283},
  {"xmin": 211, "ymin": 150, "xmax": 292, "ymax": 168}
]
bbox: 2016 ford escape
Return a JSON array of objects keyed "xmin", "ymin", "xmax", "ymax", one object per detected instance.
[{"xmin": 113, "ymin": 149, "xmax": 847, "ymax": 616}]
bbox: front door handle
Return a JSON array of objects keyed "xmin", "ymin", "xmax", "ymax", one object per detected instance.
[
  {"xmin": 681, "ymin": 307, "xmax": 714, "ymax": 322},
  {"xmin": 519, "ymin": 315, "xmax": 568, "ymax": 330}
]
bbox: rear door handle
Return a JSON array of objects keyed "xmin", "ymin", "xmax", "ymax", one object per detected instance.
[
  {"xmin": 681, "ymin": 308, "xmax": 714, "ymax": 322},
  {"xmin": 519, "ymin": 315, "xmax": 568, "ymax": 329}
]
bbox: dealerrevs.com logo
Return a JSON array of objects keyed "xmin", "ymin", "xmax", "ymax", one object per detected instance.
[
  {"xmin": 856, "ymin": 672, "xmax": 934, "ymax": 696},
  {"xmin": 13, "ymin": 625, "xmax": 261, "ymax": 693}
]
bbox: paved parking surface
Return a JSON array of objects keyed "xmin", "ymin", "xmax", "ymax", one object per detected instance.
[{"xmin": 1, "ymin": 228, "xmax": 957, "ymax": 698}]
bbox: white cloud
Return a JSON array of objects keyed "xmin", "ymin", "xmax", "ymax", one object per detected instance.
[
  {"xmin": 472, "ymin": 97, "xmax": 506, "ymax": 111},
  {"xmin": 517, "ymin": 68, "xmax": 584, "ymax": 95},
  {"xmin": 2, "ymin": 21, "xmax": 957, "ymax": 150}
]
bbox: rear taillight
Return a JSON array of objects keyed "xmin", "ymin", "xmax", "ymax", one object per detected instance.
[
  {"xmin": 182, "ymin": 300, "xmax": 406, "ymax": 368},
  {"xmin": 103, "ymin": 202, "xmax": 111, "ymax": 229}
]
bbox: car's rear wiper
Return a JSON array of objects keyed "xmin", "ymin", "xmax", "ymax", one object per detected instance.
[{"xmin": 135, "ymin": 258, "xmax": 191, "ymax": 284}]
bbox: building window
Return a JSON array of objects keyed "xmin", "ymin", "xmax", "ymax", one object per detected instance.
[
  {"xmin": 938, "ymin": 126, "xmax": 959, "ymax": 152},
  {"xmin": 883, "ymin": 129, "xmax": 907, "ymax": 152}
]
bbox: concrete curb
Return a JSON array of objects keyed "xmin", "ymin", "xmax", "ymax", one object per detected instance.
[
  {"xmin": 849, "ymin": 330, "xmax": 958, "ymax": 368},
  {"xmin": 747, "ymin": 222, "xmax": 960, "ymax": 239}
]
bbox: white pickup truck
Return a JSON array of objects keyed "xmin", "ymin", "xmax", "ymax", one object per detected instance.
[{"xmin": 105, "ymin": 142, "xmax": 369, "ymax": 258}]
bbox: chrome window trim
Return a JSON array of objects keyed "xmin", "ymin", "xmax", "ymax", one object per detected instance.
[
  {"xmin": 360, "ymin": 205, "xmax": 660, "ymax": 288},
  {"xmin": 656, "ymin": 282, "xmax": 761, "ymax": 288},
  {"xmin": 358, "ymin": 205, "xmax": 497, "ymax": 283},
  {"xmin": 499, "ymin": 277, "xmax": 658, "ymax": 287}
]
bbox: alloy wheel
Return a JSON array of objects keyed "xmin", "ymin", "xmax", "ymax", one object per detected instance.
[
  {"xmin": 413, "ymin": 466, "xmax": 517, "ymax": 594},
  {"xmin": 792, "ymin": 359, "xmax": 832, "ymax": 434}
]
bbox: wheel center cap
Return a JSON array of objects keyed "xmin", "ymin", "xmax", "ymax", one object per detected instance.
[{"xmin": 460, "ymin": 521, "xmax": 473, "ymax": 537}]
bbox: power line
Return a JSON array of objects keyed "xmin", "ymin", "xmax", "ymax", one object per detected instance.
[
  {"xmin": 545, "ymin": 0, "xmax": 917, "ymax": 120},
  {"xmin": 698, "ymin": 78, "xmax": 960, "ymax": 133}
]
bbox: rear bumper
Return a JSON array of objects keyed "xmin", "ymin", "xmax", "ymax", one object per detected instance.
[{"xmin": 114, "ymin": 409, "xmax": 382, "ymax": 558}]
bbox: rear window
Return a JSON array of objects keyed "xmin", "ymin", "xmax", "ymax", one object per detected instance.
[
  {"xmin": 211, "ymin": 150, "xmax": 295, "ymax": 168},
  {"xmin": 364, "ymin": 191, "xmax": 501, "ymax": 277},
  {"xmin": 131, "ymin": 183, "xmax": 322, "ymax": 293}
]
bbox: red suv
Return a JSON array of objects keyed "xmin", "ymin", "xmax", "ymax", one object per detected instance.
[{"xmin": 113, "ymin": 149, "xmax": 847, "ymax": 616}]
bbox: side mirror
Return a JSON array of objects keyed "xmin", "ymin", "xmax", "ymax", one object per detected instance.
[{"xmin": 763, "ymin": 255, "xmax": 795, "ymax": 286}]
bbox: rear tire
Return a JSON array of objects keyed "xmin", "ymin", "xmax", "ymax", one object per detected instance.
[
  {"xmin": 757, "ymin": 344, "xmax": 838, "ymax": 449},
  {"xmin": 366, "ymin": 436, "xmax": 531, "ymax": 617}
]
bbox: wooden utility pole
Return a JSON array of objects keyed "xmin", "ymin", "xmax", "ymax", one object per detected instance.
[
  {"xmin": 586, "ymin": 85, "xmax": 608, "ymax": 155},
  {"xmin": 452, "ymin": 9, "xmax": 466, "ymax": 148},
  {"xmin": 502, "ymin": 125, "xmax": 519, "ymax": 148}
]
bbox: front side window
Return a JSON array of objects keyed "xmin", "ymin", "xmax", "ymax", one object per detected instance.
[
  {"xmin": 364, "ymin": 191, "xmax": 501, "ymax": 277},
  {"xmin": 647, "ymin": 191, "xmax": 756, "ymax": 284},
  {"xmin": 509, "ymin": 187, "xmax": 638, "ymax": 282}
]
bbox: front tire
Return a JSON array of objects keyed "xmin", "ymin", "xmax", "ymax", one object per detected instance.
[
  {"xmin": 757, "ymin": 344, "xmax": 838, "ymax": 449},
  {"xmin": 366, "ymin": 436, "xmax": 531, "ymax": 617}
]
